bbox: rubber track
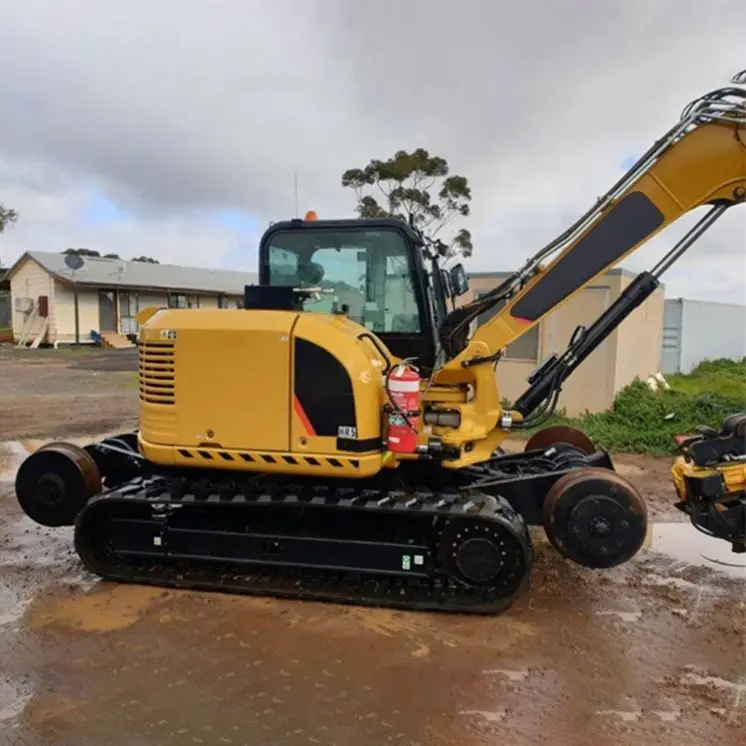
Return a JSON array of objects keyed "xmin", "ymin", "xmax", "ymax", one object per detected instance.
[{"xmin": 73, "ymin": 476, "xmax": 533, "ymax": 614}]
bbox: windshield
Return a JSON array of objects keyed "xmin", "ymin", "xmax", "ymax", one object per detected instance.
[{"xmin": 265, "ymin": 228, "xmax": 422, "ymax": 334}]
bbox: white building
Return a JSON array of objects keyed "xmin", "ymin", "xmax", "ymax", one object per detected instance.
[
  {"xmin": 6, "ymin": 251, "xmax": 257, "ymax": 347},
  {"xmin": 661, "ymin": 297, "xmax": 746, "ymax": 374}
]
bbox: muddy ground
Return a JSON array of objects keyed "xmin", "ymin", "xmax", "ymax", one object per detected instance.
[{"xmin": 1, "ymin": 346, "xmax": 744, "ymax": 746}]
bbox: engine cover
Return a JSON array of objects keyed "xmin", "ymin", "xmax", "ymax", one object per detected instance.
[{"xmin": 136, "ymin": 308, "xmax": 389, "ymax": 478}]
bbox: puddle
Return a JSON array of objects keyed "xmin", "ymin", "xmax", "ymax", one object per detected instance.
[
  {"xmin": 0, "ymin": 441, "xmax": 33, "ymax": 483},
  {"xmin": 650, "ymin": 523, "xmax": 746, "ymax": 579},
  {"xmin": 0, "ymin": 583, "xmax": 30, "ymax": 628}
]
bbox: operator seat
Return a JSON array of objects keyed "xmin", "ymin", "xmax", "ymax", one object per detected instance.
[{"xmin": 297, "ymin": 261, "xmax": 325, "ymax": 286}]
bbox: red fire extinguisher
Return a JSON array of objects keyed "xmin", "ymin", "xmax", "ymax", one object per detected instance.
[{"xmin": 384, "ymin": 363, "xmax": 421, "ymax": 454}]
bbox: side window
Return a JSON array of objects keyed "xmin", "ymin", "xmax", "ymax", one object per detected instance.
[
  {"xmin": 268, "ymin": 246, "xmax": 299, "ymax": 285},
  {"xmin": 384, "ymin": 254, "xmax": 420, "ymax": 332}
]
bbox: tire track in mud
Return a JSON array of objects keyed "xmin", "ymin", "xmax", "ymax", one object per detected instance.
[{"xmin": 1, "ymin": 426, "xmax": 744, "ymax": 745}]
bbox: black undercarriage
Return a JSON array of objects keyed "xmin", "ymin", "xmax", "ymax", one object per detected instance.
[{"xmin": 14, "ymin": 429, "xmax": 655, "ymax": 614}]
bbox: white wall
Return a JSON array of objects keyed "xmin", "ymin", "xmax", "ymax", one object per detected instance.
[
  {"xmin": 674, "ymin": 299, "xmax": 746, "ymax": 374},
  {"xmin": 10, "ymin": 258, "xmax": 56, "ymax": 342}
]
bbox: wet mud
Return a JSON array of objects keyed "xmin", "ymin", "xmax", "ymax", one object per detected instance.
[{"xmin": 1, "ymin": 350, "xmax": 745, "ymax": 746}]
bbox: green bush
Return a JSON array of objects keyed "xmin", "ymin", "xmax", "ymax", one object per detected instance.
[{"xmin": 516, "ymin": 357, "xmax": 746, "ymax": 456}]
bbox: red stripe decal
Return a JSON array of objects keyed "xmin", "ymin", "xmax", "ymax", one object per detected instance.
[{"xmin": 294, "ymin": 396, "xmax": 316, "ymax": 436}]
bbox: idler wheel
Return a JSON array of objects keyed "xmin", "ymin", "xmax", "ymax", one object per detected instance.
[
  {"xmin": 15, "ymin": 442, "xmax": 102, "ymax": 527},
  {"xmin": 525, "ymin": 425, "xmax": 596, "ymax": 456},
  {"xmin": 542, "ymin": 467, "xmax": 647, "ymax": 569}
]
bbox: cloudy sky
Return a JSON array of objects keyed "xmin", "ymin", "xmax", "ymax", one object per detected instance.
[{"xmin": 0, "ymin": 0, "xmax": 744, "ymax": 302}]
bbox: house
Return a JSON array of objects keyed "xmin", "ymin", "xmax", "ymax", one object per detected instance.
[
  {"xmin": 463, "ymin": 268, "xmax": 666, "ymax": 416},
  {"xmin": 661, "ymin": 297, "xmax": 746, "ymax": 374},
  {"xmin": 6, "ymin": 251, "xmax": 258, "ymax": 347}
]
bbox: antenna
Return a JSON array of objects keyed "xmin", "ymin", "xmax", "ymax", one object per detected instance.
[{"xmin": 294, "ymin": 172, "xmax": 299, "ymax": 217}]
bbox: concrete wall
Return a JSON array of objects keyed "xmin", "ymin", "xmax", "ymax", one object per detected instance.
[
  {"xmin": 661, "ymin": 298, "xmax": 746, "ymax": 374},
  {"xmin": 463, "ymin": 269, "xmax": 665, "ymax": 416},
  {"xmin": 9, "ymin": 257, "xmax": 56, "ymax": 343},
  {"xmin": 613, "ymin": 273, "xmax": 666, "ymax": 387}
]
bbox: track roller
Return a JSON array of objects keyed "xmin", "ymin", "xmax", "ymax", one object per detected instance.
[
  {"xmin": 524, "ymin": 425, "xmax": 597, "ymax": 456},
  {"xmin": 15, "ymin": 442, "xmax": 102, "ymax": 527},
  {"xmin": 542, "ymin": 466, "xmax": 647, "ymax": 568}
]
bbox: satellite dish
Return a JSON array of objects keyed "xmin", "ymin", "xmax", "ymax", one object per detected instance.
[{"xmin": 64, "ymin": 253, "xmax": 85, "ymax": 271}]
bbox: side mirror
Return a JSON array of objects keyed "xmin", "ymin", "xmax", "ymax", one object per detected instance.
[{"xmin": 449, "ymin": 263, "xmax": 469, "ymax": 297}]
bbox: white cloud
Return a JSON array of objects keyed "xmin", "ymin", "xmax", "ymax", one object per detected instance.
[{"xmin": 0, "ymin": 0, "xmax": 744, "ymax": 301}]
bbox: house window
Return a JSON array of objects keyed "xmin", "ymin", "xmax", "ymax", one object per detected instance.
[
  {"xmin": 168, "ymin": 293, "xmax": 199, "ymax": 309},
  {"xmin": 119, "ymin": 291, "xmax": 139, "ymax": 335},
  {"xmin": 476, "ymin": 291, "xmax": 540, "ymax": 362}
]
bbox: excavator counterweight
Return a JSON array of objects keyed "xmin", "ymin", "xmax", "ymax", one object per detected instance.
[{"xmin": 13, "ymin": 71, "xmax": 746, "ymax": 614}]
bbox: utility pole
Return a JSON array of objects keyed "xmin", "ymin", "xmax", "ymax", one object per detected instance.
[{"xmin": 294, "ymin": 172, "xmax": 299, "ymax": 217}]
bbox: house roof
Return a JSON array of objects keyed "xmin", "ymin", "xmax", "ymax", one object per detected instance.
[{"xmin": 8, "ymin": 251, "xmax": 258, "ymax": 295}]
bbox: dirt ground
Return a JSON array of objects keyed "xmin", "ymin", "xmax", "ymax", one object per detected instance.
[{"xmin": 1, "ymin": 347, "xmax": 744, "ymax": 746}]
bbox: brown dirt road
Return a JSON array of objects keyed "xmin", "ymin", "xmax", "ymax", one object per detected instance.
[{"xmin": 1, "ymin": 347, "xmax": 744, "ymax": 746}]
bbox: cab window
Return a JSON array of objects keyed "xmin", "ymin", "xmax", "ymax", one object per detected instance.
[{"xmin": 265, "ymin": 229, "xmax": 421, "ymax": 334}]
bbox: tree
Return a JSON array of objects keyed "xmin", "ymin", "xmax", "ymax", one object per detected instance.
[
  {"xmin": 341, "ymin": 148, "xmax": 473, "ymax": 258},
  {"xmin": 132, "ymin": 256, "xmax": 160, "ymax": 264},
  {"xmin": 62, "ymin": 248, "xmax": 101, "ymax": 257},
  {"xmin": 0, "ymin": 203, "xmax": 19, "ymax": 234}
]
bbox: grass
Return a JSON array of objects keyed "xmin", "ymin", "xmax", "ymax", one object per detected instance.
[{"xmin": 513, "ymin": 357, "xmax": 746, "ymax": 456}]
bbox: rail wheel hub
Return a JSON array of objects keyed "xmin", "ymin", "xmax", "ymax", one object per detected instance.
[
  {"xmin": 14, "ymin": 442, "xmax": 102, "ymax": 528},
  {"xmin": 543, "ymin": 468, "xmax": 648, "ymax": 569},
  {"xmin": 36, "ymin": 473, "xmax": 66, "ymax": 506}
]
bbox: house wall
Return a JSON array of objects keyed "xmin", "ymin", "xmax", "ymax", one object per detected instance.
[
  {"xmin": 9, "ymin": 258, "xmax": 57, "ymax": 343},
  {"xmin": 463, "ymin": 270, "xmax": 665, "ymax": 416},
  {"xmin": 51, "ymin": 284, "xmax": 244, "ymax": 341},
  {"xmin": 53, "ymin": 283, "xmax": 99, "ymax": 342}
]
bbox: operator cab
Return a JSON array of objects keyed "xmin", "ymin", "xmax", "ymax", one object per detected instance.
[{"xmin": 256, "ymin": 216, "xmax": 468, "ymax": 371}]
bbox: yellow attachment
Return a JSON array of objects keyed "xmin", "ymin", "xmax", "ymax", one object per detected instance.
[{"xmin": 671, "ymin": 454, "xmax": 746, "ymax": 503}]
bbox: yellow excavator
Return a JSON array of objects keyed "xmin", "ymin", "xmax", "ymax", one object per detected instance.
[{"xmin": 15, "ymin": 71, "xmax": 746, "ymax": 613}]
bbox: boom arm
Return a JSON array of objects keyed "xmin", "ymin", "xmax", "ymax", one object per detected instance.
[{"xmin": 440, "ymin": 77, "xmax": 746, "ymax": 381}]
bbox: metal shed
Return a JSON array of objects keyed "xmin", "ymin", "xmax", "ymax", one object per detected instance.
[{"xmin": 661, "ymin": 298, "xmax": 746, "ymax": 374}]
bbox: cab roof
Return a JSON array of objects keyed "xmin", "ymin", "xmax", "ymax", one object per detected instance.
[{"xmin": 261, "ymin": 217, "xmax": 424, "ymax": 245}]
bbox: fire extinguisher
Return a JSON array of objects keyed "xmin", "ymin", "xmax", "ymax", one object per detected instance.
[{"xmin": 384, "ymin": 362, "xmax": 421, "ymax": 454}]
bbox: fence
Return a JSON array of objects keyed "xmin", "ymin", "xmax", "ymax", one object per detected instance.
[{"xmin": 0, "ymin": 292, "xmax": 10, "ymax": 329}]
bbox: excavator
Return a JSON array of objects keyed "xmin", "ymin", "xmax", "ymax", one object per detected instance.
[{"xmin": 14, "ymin": 71, "xmax": 746, "ymax": 614}]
